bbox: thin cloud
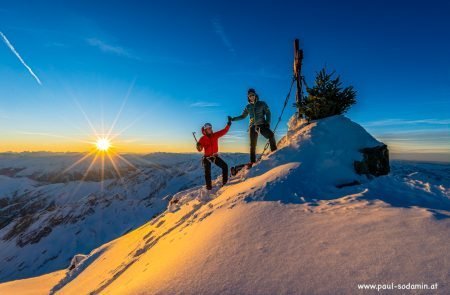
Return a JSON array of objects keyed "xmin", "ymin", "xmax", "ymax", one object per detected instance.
[
  {"xmin": 226, "ymin": 68, "xmax": 288, "ymax": 80},
  {"xmin": 0, "ymin": 31, "xmax": 42, "ymax": 85},
  {"xmin": 86, "ymin": 38, "xmax": 138, "ymax": 59},
  {"xmin": 375, "ymin": 129, "xmax": 450, "ymax": 141},
  {"xmin": 211, "ymin": 18, "xmax": 235, "ymax": 55},
  {"xmin": 190, "ymin": 101, "xmax": 221, "ymax": 108},
  {"xmin": 362, "ymin": 118, "xmax": 450, "ymax": 127},
  {"xmin": 373, "ymin": 129, "xmax": 450, "ymax": 155},
  {"xmin": 223, "ymin": 132, "xmax": 246, "ymax": 140}
]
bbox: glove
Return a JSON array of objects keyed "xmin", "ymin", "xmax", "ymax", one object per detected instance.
[
  {"xmin": 227, "ymin": 116, "xmax": 232, "ymax": 126},
  {"xmin": 196, "ymin": 142, "xmax": 202, "ymax": 151}
]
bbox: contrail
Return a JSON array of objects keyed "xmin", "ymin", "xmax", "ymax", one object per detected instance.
[
  {"xmin": 0, "ymin": 31, "xmax": 42, "ymax": 85},
  {"xmin": 212, "ymin": 18, "xmax": 235, "ymax": 55}
]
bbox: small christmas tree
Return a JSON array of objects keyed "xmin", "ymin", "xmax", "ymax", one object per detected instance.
[{"xmin": 301, "ymin": 69, "xmax": 356, "ymax": 120}]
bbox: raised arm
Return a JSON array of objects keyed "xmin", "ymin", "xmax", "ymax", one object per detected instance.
[
  {"xmin": 214, "ymin": 123, "xmax": 230, "ymax": 138},
  {"xmin": 231, "ymin": 107, "xmax": 248, "ymax": 121}
]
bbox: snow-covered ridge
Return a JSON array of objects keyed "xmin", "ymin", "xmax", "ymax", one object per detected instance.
[{"xmin": 1, "ymin": 115, "xmax": 449, "ymax": 294}]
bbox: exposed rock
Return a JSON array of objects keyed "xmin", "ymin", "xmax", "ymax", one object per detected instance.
[
  {"xmin": 0, "ymin": 167, "xmax": 25, "ymax": 177},
  {"xmin": 336, "ymin": 180, "xmax": 361, "ymax": 188},
  {"xmin": 0, "ymin": 198, "xmax": 9, "ymax": 208},
  {"xmin": 68, "ymin": 254, "xmax": 88, "ymax": 271},
  {"xmin": 18, "ymin": 226, "xmax": 52, "ymax": 247},
  {"xmin": 354, "ymin": 144, "xmax": 390, "ymax": 176},
  {"xmin": 3, "ymin": 215, "xmax": 36, "ymax": 241}
]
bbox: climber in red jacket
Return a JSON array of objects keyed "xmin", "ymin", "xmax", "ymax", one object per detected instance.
[{"xmin": 196, "ymin": 117, "xmax": 232, "ymax": 190}]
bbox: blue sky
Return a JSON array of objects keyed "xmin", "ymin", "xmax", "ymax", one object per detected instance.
[{"xmin": 0, "ymin": 0, "xmax": 449, "ymax": 161}]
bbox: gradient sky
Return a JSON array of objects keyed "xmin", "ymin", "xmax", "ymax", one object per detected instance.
[{"xmin": 0, "ymin": 0, "xmax": 449, "ymax": 161}]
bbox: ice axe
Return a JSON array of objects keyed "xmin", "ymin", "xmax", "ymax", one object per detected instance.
[
  {"xmin": 192, "ymin": 132, "xmax": 198, "ymax": 143},
  {"xmin": 193, "ymin": 132, "xmax": 202, "ymax": 152}
]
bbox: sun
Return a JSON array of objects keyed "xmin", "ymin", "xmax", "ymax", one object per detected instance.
[{"xmin": 95, "ymin": 138, "xmax": 111, "ymax": 152}]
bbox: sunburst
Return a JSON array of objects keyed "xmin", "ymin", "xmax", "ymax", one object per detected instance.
[
  {"xmin": 95, "ymin": 137, "xmax": 111, "ymax": 152},
  {"xmin": 54, "ymin": 81, "xmax": 141, "ymax": 191}
]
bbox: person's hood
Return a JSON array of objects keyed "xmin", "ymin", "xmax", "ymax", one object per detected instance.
[{"xmin": 248, "ymin": 94, "xmax": 259, "ymax": 103}]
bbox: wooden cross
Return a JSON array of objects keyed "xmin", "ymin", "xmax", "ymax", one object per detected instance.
[{"xmin": 293, "ymin": 39, "xmax": 304, "ymax": 118}]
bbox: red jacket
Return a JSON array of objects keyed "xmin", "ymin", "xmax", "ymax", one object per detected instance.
[{"xmin": 197, "ymin": 124, "xmax": 230, "ymax": 156}]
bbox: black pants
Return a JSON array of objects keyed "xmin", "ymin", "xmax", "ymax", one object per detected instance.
[
  {"xmin": 203, "ymin": 156, "xmax": 228, "ymax": 190},
  {"xmin": 250, "ymin": 124, "xmax": 277, "ymax": 163}
]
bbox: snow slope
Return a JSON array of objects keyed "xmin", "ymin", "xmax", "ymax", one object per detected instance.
[
  {"xmin": 0, "ymin": 271, "xmax": 66, "ymax": 295},
  {"xmin": 1, "ymin": 115, "xmax": 449, "ymax": 294},
  {"xmin": 0, "ymin": 152, "xmax": 247, "ymax": 282}
]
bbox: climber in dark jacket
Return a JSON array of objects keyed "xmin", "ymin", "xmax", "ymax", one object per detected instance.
[{"xmin": 230, "ymin": 88, "xmax": 277, "ymax": 163}]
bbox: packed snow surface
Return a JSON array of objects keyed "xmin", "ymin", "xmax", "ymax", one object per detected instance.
[{"xmin": 1, "ymin": 115, "xmax": 449, "ymax": 295}]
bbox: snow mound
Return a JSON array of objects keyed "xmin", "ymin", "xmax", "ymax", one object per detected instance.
[{"xmin": 247, "ymin": 115, "xmax": 382, "ymax": 199}]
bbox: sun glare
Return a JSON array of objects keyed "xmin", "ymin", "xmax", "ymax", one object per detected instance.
[
  {"xmin": 55, "ymin": 82, "xmax": 141, "ymax": 192},
  {"xmin": 96, "ymin": 138, "xmax": 111, "ymax": 151}
]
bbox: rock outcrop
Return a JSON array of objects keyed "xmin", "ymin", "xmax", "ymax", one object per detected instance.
[{"xmin": 354, "ymin": 144, "xmax": 390, "ymax": 176}]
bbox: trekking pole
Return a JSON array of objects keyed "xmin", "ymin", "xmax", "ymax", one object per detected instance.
[{"xmin": 192, "ymin": 132, "xmax": 198, "ymax": 143}]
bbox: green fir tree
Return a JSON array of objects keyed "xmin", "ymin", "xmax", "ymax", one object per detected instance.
[{"xmin": 301, "ymin": 69, "xmax": 356, "ymax": 120}]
